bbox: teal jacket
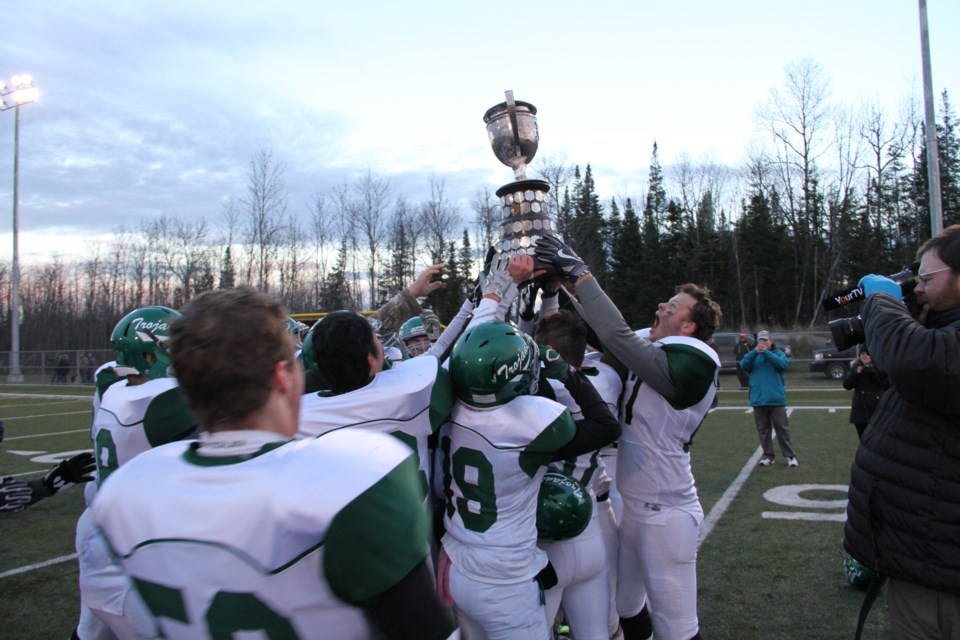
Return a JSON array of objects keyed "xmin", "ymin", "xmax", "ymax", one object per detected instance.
[{"xmin": 739, "ymin": 347, "xmax": 789, "ymax": 406}]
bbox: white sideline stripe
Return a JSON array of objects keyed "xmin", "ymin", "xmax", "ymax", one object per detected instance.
[
  {"xmin": 711, "ymin": 405, "xmax": 849, "ymax": 411},
  {"xmin": 0, "ymin": 553, "xmax": 77, "ymax": 579},
  {"xmin": 0, "ymin": 410, "xmax": 90, "ymax": 421},
  {"xmin": 0, "ymin": 394, "xmax": 90, "ymax": 400},
  {"xmin": 762, "ymin": 511, "xmax": 846, "ymax": 522},
  {"xmin": 0, "ymin": 400, "xmax": 88, "ymax": 410},
  {"xmin": 700, "ymin": 447, "xmax": 765, "ymax": 547},
  {"xmin": 3, "ymin": 429, "xmax": 89, "ymax": 440}
]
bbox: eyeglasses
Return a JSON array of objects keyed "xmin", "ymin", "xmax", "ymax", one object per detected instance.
[{"xmin": 918, "ymin": 266, "xmax": 953, "ymax": 284}]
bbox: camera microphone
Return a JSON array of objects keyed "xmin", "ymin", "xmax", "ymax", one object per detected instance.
[{"xmin": 821, "ymin": 262, "xmax": 920, "ymax": 311}]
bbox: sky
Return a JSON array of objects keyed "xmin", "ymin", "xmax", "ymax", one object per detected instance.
[{"xmin": 0, "ymin": 0, "xmax": 958, "ymax": 263}]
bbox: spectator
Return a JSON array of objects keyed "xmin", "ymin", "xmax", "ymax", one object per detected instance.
[
  {"xmin": 740, "ymin": 330, "xmax": 799, "ymax": 467},
  {"xmin": 734, "ymin": 333, "xmax": 751, "ymax": 388},
  {"xmin": 841, "ymin": 348, "xmax": 888, "ymax": 441},
  {"xmin": 845, "ymin": 224, "xmax": 960, "ymax": 638}
]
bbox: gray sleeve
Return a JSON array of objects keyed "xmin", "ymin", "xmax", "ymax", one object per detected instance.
[{"xmin": 574, "ymin": 278, "xmax": 676, "ymax": 398}]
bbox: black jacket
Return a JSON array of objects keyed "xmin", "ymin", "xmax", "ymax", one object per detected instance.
[
  {"xmin": 843, "ymin": 294, "xmax": 960, "ymax": 592},
  {"xmin": 842, "ymin": 359, "xmax": 889, "ymax": 425}
]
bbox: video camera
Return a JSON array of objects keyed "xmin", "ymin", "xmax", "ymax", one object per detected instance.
[{"xmin": 824, "ymin": 262, "xmax": 920, "ymax": 351}]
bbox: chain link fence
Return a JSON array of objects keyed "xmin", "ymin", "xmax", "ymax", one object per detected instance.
[{"xmin": 0, "ymin": 350, "xmax": 114, "ymax": 385}]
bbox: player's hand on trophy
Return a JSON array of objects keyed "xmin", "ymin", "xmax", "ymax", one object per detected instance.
[
  {"xmin": 508, "ymin": 254, "xmax": 535, "ymax": 285},
  {"xmin": 481, "ymin": 254, "xmax": 513, "ymax": 300},
  {"xmin": 43, "ymin": 452, "xmax": 96, "ymax": 495},
  {"xmin": 519, "ymin": 282, "xmax": 540, "ymax": 322},
  {"xmin": 534, "ymin": 235, "xmax": 590, "ymax": 285}
]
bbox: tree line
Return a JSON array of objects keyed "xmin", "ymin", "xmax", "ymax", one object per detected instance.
[{"xmin": 1, "ymin": 59, "xmax": 957, "ymax": 351}]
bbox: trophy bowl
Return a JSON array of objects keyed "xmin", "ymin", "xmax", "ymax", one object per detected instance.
[{"xmin": 484, "ymin": 100, "xmax": 539, "ymax": 180}]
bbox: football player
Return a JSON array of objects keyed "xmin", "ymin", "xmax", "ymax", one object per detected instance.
[
  {"xmin": 533, "ymin": 306, "xmax": 621, "ymax": 640},
  {"xmin": 536, "ymin": 235, "xmax": 722, "ymax": 640},
  {"xmin": 74, "ymin": 305, "xmax": 198, "ymax": 640},
  {"xmin": 437, "ymin": 309, "xmax": 620, "ymax": 639},
  {"xmin": 93, "ymin": 286, "xmax": 458, "ymax": 640}
]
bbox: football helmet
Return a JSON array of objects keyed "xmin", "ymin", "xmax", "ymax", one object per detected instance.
[
  {"xmin": 843, "ymin": 554, "xmax": 877, "ymax": 591},
  {"xmin": 449, "ymin": 320, "xmax": 539, "ymax": 407},
  {"xmin": 111, "ymin": 306, "xmax": 180, "ymax": 379},
  {"xmin": 537, "ymin": 470, "xmax": 593, "ymax": 540},
  {"xmin": 286, "ymin": 317, "xmax": 309, "ymax": 349},
  {"xmin": 400, "ymin": 316, "xmax": 432, "ymax": 357}
]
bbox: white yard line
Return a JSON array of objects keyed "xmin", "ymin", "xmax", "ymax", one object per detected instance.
[
  {"xmin": 0, "ymin": 410, "xmax": 91, "ymax": 421},
  {"xmin": 0, "ymin": 393, "xmax": 90, "ymax": 400},
  {"xmin": 3, "ymin": 428, "xmax": 89, "ymax": 440},
  {"xmin": 700, "ymin": 446, "xmax": 765, "ymax": 547},
  {"xmin": 0, "ymin": 554, "xmax": 78, "ymax": 579}
]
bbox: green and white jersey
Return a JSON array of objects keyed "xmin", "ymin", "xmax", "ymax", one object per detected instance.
[
  {"xmin": 581, "ymin": 353, "xmax": 623, "ymax": 498},
  {"xmin": 440, "ymin": 395, "xmax": 575, "ymax": 583},
  {"xmin": 618, "ymin": 334, "xmax": 720, "ymax": 509},
  {"xmin": 545, "ymin": 378, "xmax": 603, "ymax": 502},
  {"xmin": 93, "ymin": 429, "xmax": 430, "ymax": 640},
  {"xmin": 298, "ymin": 355, "xmax": 452, "ymax": 503},
  {"xmin": 93, "ymin": 377, "xmax": 197, "ymax": 486}
]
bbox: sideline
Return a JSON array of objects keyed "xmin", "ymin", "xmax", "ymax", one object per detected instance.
[
  {"xmin": 0, "ymin": 410, "xmax": 91, "ymax": 421},
  {"xmin": 0, "ymin": 554, "xmax": 78, "ymax": 580},
  {"xmin": 0, "ymin": 393, "xmax": 90, "ymax": 400},
  {"xmin": 3, "ymin": 428, "xmax": 90, "ymax": 440}
]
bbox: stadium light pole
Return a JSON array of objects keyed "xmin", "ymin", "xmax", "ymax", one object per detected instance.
[{"xmin": 0, "ymin": 74, "xmax": 39, "ymax": 382}]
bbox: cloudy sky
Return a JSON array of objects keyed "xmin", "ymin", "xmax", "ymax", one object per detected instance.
[{"xmin": 1, "ymin": 1, "xmax": 958, "ymax": 262}]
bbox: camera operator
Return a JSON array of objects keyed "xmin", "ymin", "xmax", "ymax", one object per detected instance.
[
  {"xmin": 841, "ymin": 348, "xmax": 887, "ymax": 441},
  {"xmin": 844, "ymin": 223, "xmax": 960, "ymax": 639}
]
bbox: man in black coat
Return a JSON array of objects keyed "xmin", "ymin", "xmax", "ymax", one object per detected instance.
[
  {"xmin": 841, "ymin": 348, "xmax": 888, "ymax": 440},
  {"xmin": 844, "ymin": 224, "xmax": 960, "ymax": 639}
]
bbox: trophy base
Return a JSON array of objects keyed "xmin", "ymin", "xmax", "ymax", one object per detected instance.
[{"xmin": 493, "ymin": 179, "xmax": 560, "ymax": 257}]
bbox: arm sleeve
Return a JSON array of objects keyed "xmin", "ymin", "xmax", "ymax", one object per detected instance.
[
  {"xmin": 574, "ymin": 277, "xmax": 676, "ymax": 398},
  {"xmin": 862, "ymin": 294, "xmax": 960, "ymax": 416},
  {"xmin": 739, "ymin": 350, "xmax": 757, "ymax": 372},
  {"xmin": 463, "ymin": 298, "xmax": 500, "ymax": 330},
  {"xmin": 364, "ymin": 561, "xmax": 458, "ymax": 640},
  {"xmin": 372, "ymin": 289, "xmax": 423, "ymax": 335},
  {"xmin": 842, "ymin": 365, "xmax": 860, "ymax": 390},
  {"xmin": 427, "ymin": 299, "xmax": 474, "ymax": 360},
  {"xmin": 551, "ymin": 373, "xmax": 621, "ymax": 461}
]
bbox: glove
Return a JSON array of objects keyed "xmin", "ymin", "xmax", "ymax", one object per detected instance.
[
  {"xmin": 0, "ymin": 477, "xmax": 33, "ymax": 513},
  {"xmin": 481, "ymin": 254, "xmax": 514, "ymax": 299},
  {"xmin": 42, "ymin": 452, "xmax": 96, "ymax": 495},
  {"xmin": 859, "ymin": 274, "xmax": 901, "ymax": 300},
  {"xmin": 469, "ymin": 246, "xmax": 500, "ymax": 305},
  {"xmin": 539, "ymin": 345, "xmax": 571, "ymax": 383},
  {"xmin": 533, "ymin": 234, "xmax": 590, "ymax": 285},
  {"xmin": 519, "ymin": 283, "xmax": 540, "ymax": 322}
]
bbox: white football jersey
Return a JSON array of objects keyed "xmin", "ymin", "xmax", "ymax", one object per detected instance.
[
  {"xmin": 617, "ymin": 335, "xmax": 720, "ymax": 510},
  {"xmin": 439, "ymin": 395, "xmax": 575, "ymax": 583},
  {"xmin": 581, "ymin": 353, "xmax": 624, "ymax": 500},
  {"xmin": 92, "ymin": 377, "xmax": 196, "ymax": 486},
  {"xmin": 93, "ymin": 429, "xmax": 430, "ymax": 640},
  {"xmin": 298, "ymin": 355, "xmax": 452, "ymax": 501}
]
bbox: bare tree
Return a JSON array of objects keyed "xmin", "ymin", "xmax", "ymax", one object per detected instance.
[
  {"xmin": 534, "ymin": 151, "xmax": 574, "ymax": 223},
  {"xmin": 471, "ymin": 186, "xmax": 499, "ymax": 256},
  {"xmin": 419, "ymin": 174, "xmax": 460, "ymax": 265},
  {"xmin": 243, "ymin": 150, "xmax": 288, "ymax": 291},
  {"xmin": 757, "ymin": 57, "xmax": 833, "ymax": 323},
  {"xmin": 309, "ymin": 192, "xmax": 334, "ymax": 307},
  {"xmin": 351, "ymin": 171, "xmax": 391, "ymax": 309}
]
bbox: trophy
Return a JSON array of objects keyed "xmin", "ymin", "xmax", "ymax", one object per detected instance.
[{"xmin": 483, "ymin": 91, "xmax": 559, "ymax": 260}]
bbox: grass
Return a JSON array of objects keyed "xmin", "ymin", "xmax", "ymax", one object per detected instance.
[{"xmin": 0, "ymin": 384, "xmax": 891, "ymax": 639}]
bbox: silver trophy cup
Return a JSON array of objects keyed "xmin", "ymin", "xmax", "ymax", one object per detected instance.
[{"xmin": 484, "ymin": 91, "xmax": 560, "ymax": 260}]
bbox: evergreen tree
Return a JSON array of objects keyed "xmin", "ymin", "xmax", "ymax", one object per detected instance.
[
  {"xmin": 567, "ymin": 164, "xmax": 608, "ymax": 285},
  {"xmin": 608, "ymin": 197, "xmax": 646, "ymax": 326},
  {"xmin": 911, "ymin": 90, "xmax": 960, "ymax": 236},
  {"xmin": 218, "ymin": 246, "xmax": 235, "ymax": 289},
  {"xmin": 323, "ymin": 241, "xmax": 352, "ymax": 310}
]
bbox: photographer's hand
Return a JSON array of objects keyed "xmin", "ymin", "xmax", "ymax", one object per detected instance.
[{"xmin": 859, "ymin": 274, "xmax": 901, "ymax": 300}]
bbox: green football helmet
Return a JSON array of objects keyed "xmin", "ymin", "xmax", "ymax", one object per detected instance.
[
  {"xmin": 286, "ymin": 317, "xmax": 309, "ymax": 349},
  {"xmin": 844, "ymin": 554, "xmax": 877, "ymax": 591},
  {"xmin": 449, "ymin": 320, "xmax": 539, "ymax": 407},
  {"xmin": 111, "ymin": 306, "xmax": 180, "ymax": 379},
  {"xmin": 537, "ymin": 470, "xmax": 593, "ymax": 540},
  {"xmin": 400, "ymin": 316, "xmax": 432, "ymax": 357}
]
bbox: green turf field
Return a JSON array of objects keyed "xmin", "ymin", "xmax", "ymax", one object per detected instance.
[{"xmin": 0, "ymin": 383, "xmax": 891, "ymax": 639}]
